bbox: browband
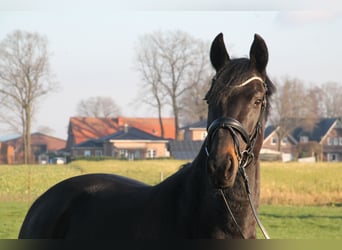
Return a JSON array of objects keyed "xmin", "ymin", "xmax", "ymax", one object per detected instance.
[{"xmin": 236, "ymin": 76, "xmax": 264, "ymax": 88}]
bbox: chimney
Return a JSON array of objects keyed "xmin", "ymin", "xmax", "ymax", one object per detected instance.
[{"xmin": 124, "ymin": 123, "xmax": 128, "ymax": 133}]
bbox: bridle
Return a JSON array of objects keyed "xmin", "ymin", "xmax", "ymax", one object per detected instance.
[{"xmin": 205, "ymin": 76, "xmax": 270, "ymax": 239}]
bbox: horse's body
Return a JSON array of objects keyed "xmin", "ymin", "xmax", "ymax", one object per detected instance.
[
  {"xmin": 19, "ymin": 149, "xmax": 251, "ymax": 239},
  {"xmin": 19, "ymin": 33, "xmax": 275, "ymax": 239}
]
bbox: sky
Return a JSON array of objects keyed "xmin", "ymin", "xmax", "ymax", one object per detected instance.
[{"xmin": 0, "ymin": 1, "xmax": 341, "ymax": 139}]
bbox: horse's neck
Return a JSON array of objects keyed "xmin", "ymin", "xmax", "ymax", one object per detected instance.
[{"xmin": 181, "ymin": 143, "xmax": 210, "ymax": 197}]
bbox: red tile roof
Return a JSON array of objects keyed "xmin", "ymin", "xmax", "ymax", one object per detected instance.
[
  {"xmin": 68, "ymin": 116, "xmax": 175, "ymax": 146},
  {"xmin": 68, "ymin": 117, "xmax": 119, "ymax": 145},
  {"xmin": 116, "ymin": 117, "xmax": 175, "ymax": 139}
]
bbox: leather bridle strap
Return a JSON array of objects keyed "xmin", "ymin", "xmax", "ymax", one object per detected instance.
[
  {"xmin": 219, "ymin": 187, "xmax": 270, "ymax": 239},
  {"xmin": 205, "ymin": 117, "xmax": 250, "ymax": 158}
]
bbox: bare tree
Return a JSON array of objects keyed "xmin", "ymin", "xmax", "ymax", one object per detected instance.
[
  {"xmin": 319, "ymin": 82, "xmax": 342, "ymax": 118},
  {"xmin": 0, "ymin": 30, "xmax": 58, "ymax": 164},
  {"xmin": 135, "ymin": 38, "xmax": 167, "ymax": 137},
  {"xmin": 135, "ymin": 30, "xmax": 211, "ymax": 139},
  {"xmin": 76, "ymin": 96, "xmax": 121, "ymax": 117},
  {"xmin": 180, "ymin": 74, "xmax": 212, "ymax": 124},
  {"xmin": 269, "ymin": 77, "xmax": 318, "ymax": 150}
]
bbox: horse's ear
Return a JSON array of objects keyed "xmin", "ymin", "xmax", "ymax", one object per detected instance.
[
  {"xmin": 210, "ymin": 33, "xmax": 230, "ymax": 72},
  {"xmin": 249, "ymin": 34, "xmax": 268, "ymax": 73}
]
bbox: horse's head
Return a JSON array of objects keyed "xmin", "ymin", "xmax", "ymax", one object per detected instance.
[{"xmin": 205, "ymin": 33, "xmax": 275, "ymax": 189}]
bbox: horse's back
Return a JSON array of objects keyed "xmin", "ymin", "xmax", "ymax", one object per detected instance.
[{"xmin": 18, "ymin": 173, "xmax": 149, "ymax": 239}]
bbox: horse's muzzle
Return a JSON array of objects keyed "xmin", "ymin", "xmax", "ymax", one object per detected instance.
[{"xmin": 208, "ymin": 153, "xmax": 239, "ymax": 189}]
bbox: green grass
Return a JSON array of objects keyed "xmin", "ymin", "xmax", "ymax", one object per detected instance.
[
  {"xmin": 0, "ymin": 164, "xmax": 82, "ymax": 202},
  {"xmin": 258, "ymin": 205, "xmax": 342, "ymax": 239},
  {"xmin": 0, "ymin": 160, "xmax": 341, "ymax": 239},
  {"xmin": 260, "ymin": 162, "xmax": 342, "ymax": 205},
  {"xmin": 70, "ymin": 159, "xmax": 186, "ymax": 185},
  {"xmin": 0, "ymin": 202, "xmax": 27, "ymax": 239},
  {"xmin": 1, "ymin": 202, "xmax": 340, "ymax": 239}
]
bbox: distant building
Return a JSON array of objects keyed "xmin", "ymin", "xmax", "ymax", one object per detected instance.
[
  {"xmin": 66, "ymin": 116, "xmax": 176, "ymax": 151},
  {"xmin": 168, "ymin": 120, "xmax": 207, "ymax": 160},
  {"xmin": 72, "ymin": 126, "xmax": 169, "ymax": 160},
  {"xmin": 67, "ymin": 116, "xmax": 342, "ymax": 162},
  {"xmin": 263, "ymin": 118, "xmax": 342, "ymax": 162},
  {"xmin": 181, "ymin": 119, "xmax": 208, "ymax": 141},
  {"xmin": 0, "ymin": 132, "xmax": 66, "ymax": 164}
]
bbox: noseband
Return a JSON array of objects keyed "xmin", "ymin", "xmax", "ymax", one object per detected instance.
[{"xmin": 205, "ymin": 76, "xmax": 270, "ymax": 239}]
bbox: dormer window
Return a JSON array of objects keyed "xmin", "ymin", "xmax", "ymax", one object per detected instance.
[
  {"xmin": 300, "ymin": 136, "xmax": 309, "ymax": 143},
  {"xmin": 271, "ymin": 137, "xmax": 278, "ymax": 145},
  {"xmin": 281, "ymin": 137, "xmax": 288, "ymax": 145}
]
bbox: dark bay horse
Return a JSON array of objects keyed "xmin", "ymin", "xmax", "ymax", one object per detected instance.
[{"xmin": 19, "ymin": 33, "xmax": 275, "ymax": 239}]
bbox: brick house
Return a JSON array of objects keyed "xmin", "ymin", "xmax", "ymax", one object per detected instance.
[
  {"xmin": 263, "ymin": 118, "xmax": 342, "ymax": 162},
  {"xmin": 168, "ymin": 120, "xmax": 207, "ymax": 160},
  {"xmin": 178, "ymin": 117, "xmax": 342, "ymax": 162},
  {"xmin": 66, "ymin": 116, "xmax": 175, "ymax": 151},
  {"xmin": 262, "ymin": 125, "xmax": 297, "ymax": 161},
  {"xmin": 181, "ymin": 119, "xmax": 208, "ymax": 141},
  {"xmin": 72, "ymin": 126, "xmax": 169, "ymax": 160},
  {"xmin": 0, "ymin": 132, "xmax": 66, "ymax": 164},
  {"xmin": 0, "ymin": 141, "xmax": 15, "ymax": 164}
]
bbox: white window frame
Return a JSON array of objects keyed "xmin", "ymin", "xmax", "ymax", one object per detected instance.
[
  {"xmin": 300, "ymin": 136, "xmax": 309, "ymax": 143},
  {"xmin": 119, "ymin": 149, "xmax": 128, "ymax": 158},
  {"xmin": 84, "ymin": 150, "xmax": 91, "ymax": 157},
  {"xmin": 271, "ymin": 137, "xmax": 277, "ymax": 145},
  {"xmin": 333, "ymin": 137, "xmax": 339, "ymax": 146},
  {"xmin": 147, "ymin": 149, "xmax": 156, "ymax": 159},
  {"xmin": 281, "ymin": 137, "xmax": 288, "ymax": 145},
  {"xmin": 327, "ymin": 153, "xmax": 338, "ymax": 162},
  {"xmin": 201, "ymin": 131, "xmax": 208, "ymax": 140}
]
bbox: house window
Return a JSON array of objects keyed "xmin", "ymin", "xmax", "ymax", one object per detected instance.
[
  {"xmin": 281, "ymin": 137, "xmax": 288, "ymax": 145},
  {"xmin": 339, "ymin": 137, "xmax": 342, "ymax": 146},
  {"xmin": 327, "ymin": 137, "xmax": 332, "ymax": 145},
  {"xmin": 147, "ymin": 149, "xmax": 156, "ymax": 159},
  {"xmin": 333, "ymin": 137, "xmax": 339, "ymax": 146},
  {"xmin": 327, "ymin": 153, "xmax": 338, "ymax": 162},
  {"xmin": 84, "ymin": 150, "xmax": 91, "ymax": 157},
  {"xmin": 201, "ymin": 131, "xmax": 208, "ymax": 140},
  {"xmin": 300, "ymin": 136, "xmax": 309, "ymax": 143},
  {"xmin": 95, "ymin": 150, "xmax": 103, "ymax": 156},
  {"xmin": 134, "ymin": 150, "xmax": 141, "ymax": 159},
  {"xmin": 271, "ymin": 137, "xmax": 277, "ymax": 145},
  {"xmin": 119, "ymin": 149, "xmax": 128, "ymax": 159}
]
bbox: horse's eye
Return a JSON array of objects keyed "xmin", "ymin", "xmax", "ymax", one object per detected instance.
[{"xmin": 254, "ymin": 98, "xmax": 263, "ymax": 106}]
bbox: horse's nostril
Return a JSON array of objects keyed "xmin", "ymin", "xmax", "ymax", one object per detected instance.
[{"xmin": 225, "ymin": 157, "xmax": 234, "ymax": 178}]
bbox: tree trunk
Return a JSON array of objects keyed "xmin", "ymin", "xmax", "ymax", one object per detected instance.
[
  {"xmin": 24, "ymin": 105, "xmax": 31, "ymax": 164},
  {"xmin": 276, "ymin": 131, "xmax": 281, "ymax": 152},
  {"xmin": 156, "ymin": 98, "xmax": 165, "ymax": 138},
  {"xmin": 172, "ymin": 97, "xmax": 179, "ymax": 140}
]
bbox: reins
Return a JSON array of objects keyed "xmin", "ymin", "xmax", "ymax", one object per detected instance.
[{"xmin": 205, "ymin": 76, "xmax": 270, "ymax": 239}]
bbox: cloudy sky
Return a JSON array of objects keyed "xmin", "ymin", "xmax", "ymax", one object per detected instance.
[{"xmin": 0, "ymin": 1, "xmax": 341, "ymax": 139}]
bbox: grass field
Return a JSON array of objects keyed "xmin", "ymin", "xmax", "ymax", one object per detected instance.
[{"xmin": 0, "ymin": 160, "xmax": 341, "ymax": 239}]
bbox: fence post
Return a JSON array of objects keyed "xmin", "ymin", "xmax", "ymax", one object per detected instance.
[{"xmin": 160, "ymin": 171, "xmax": 164, "ymax": 182}]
